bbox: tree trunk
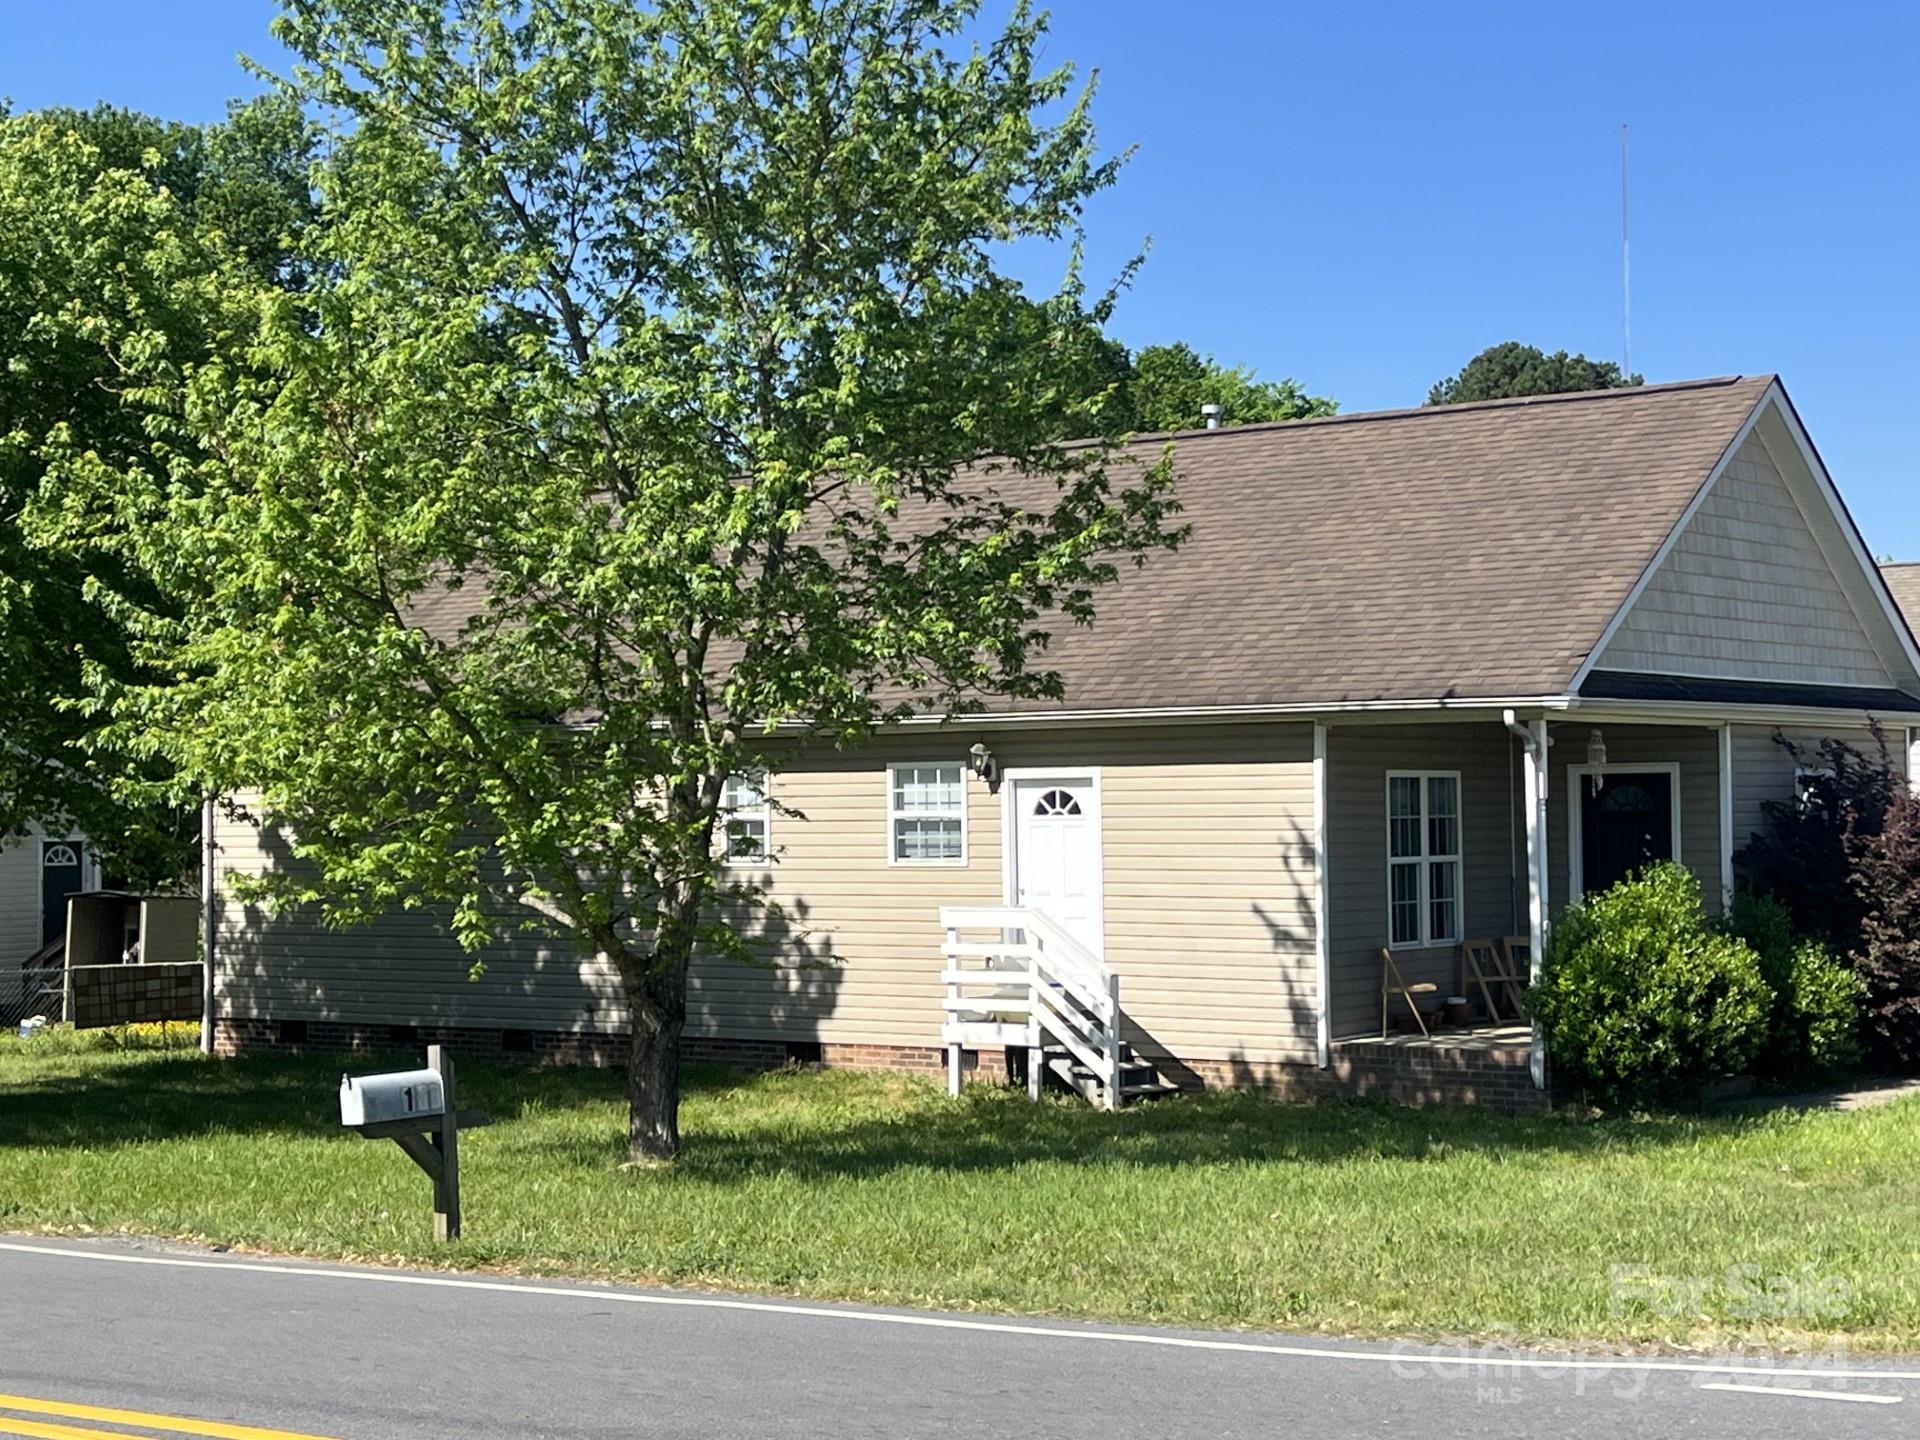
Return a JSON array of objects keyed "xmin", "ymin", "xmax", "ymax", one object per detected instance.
[{"xmin": 626, "ymin": 1013, "xmax": 682, "ymax": 1163}]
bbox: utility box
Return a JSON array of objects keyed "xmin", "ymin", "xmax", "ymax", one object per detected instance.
[{"xmin": 339, "ymin": 1069, "xmax": 446, "ymax": 1128}]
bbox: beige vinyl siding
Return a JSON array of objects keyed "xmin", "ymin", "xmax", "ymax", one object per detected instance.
[
  {"xmin": 215, "ymin": 722, "xmax": 1321, "ymax": 1067},
  {"xmin": 1595, "ymin": 436, "xmax": 1893, "ymax": 687},
  {"xmin": 1326, "ymin": 723, "xmax": 1526, "ymax": 1038},
  {"xmin": 1, "ymin": 834, "xmax": 44, "ymax": 971},
  {"xmin": 1729, "ymin": 723, "xmax": 1909, "ymax": 864},
  {"xmin": 1545, "ymin": 723, "xmax": 1723, "ymax": 916},
  {"xmin": 213, "ymin": 795, "xmax": 627, "ymax": 1032},
  {"xmin": 1, "ymin": 833, "xmax": 45, "ymax": 1020}
]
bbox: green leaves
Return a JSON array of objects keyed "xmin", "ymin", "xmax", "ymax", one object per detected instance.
[
  {"xmin": 0, "ymin": 100, "xmax": 311, "ymax": 884},
  {"xmin": 32, "ymin": 3, "xmax": 1182, "ymax": 1152},
  {"xmin": 1427, "ymin": 341, "xmax": 1642, "ymax": 407}
]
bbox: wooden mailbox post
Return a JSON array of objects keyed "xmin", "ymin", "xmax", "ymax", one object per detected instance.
[{"xmin": 340, "ymin": 1045, "xmax": 489, "ymax": 1240}]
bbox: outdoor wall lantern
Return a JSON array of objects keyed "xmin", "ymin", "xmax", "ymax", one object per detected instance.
[
  {"xmin": 1587, "ymin": 728, "xmax": 1609, "ymax": 795},
  {"xmin": 968, "ymin": 742, "xmax": 1000, "ymax": 790}
]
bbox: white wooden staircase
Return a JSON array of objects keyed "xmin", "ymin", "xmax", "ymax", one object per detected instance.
[{"xmin": 939, "ymin": 906, "xmax": 1178, "ymax": 1109}]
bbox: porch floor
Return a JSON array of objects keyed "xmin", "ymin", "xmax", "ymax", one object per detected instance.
[{"xmin": 1333, "ymin": 1022, "xmax": 1531, "ymax": 1055}]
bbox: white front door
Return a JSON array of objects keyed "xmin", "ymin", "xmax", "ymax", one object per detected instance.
[{"xmin": 1010, "ymin": 775, "xmax": 1102, "ymax": 957}]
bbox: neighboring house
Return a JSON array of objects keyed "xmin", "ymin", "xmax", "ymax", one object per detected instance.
[
  {"xmin": 1885, "ymin": 561, "xmax": 1920, "ymax": 639},
  {"xmin": 210, "ymin": 375, "xmax": 1920, "ymax": 1109},
  {"xmin": 0, "ymin": 825, "xmax": 98, "ymax": 1023}
]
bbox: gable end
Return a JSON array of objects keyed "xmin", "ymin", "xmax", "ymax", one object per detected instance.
[{"xmin": 1588, "ymin": 398, "xmax": 1910, "ymax": 692}]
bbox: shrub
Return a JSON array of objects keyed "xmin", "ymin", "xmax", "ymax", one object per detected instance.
[
  {"xmin": 1737, "ymin": 729, "xmax": 1901, "ymax": 952},
  {"xmin": 1786, "ymin": 940, "xmax": 1866, "ymax": 1074},
  {"xmin": 1851, "ymin": 784, "xmax": 1920, "ymax": 1068},
  {"xmin": 1529, "ymin": 863, "xmax": 1771, "ymax": 1103},
  {"xmin": 1724, "ymin": 892, "xmax": 1864, "ymax": 1079}
]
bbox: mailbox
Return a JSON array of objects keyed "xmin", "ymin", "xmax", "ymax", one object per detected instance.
[{"xmin": 340, "ymin": 1068, "xmax": 446, "ymax": 1128}]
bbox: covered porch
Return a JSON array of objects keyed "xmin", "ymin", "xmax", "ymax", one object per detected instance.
[{"xmin": 1317, "ymin": 709, "xmax": 1742, "ymax": 1099}]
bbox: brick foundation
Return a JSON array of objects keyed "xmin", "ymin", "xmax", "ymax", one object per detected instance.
[
  {"xmin": 210, "ymin": 1019, "xmax": 1017, "ymax": 1083},
  {"xmin": 213, "ymin": 1016, "xmax": 1545, "ymax": 1110},
  {"xmin": 1326, "ymin": 1036, "xmax": 1550, "ymax": 1114}
]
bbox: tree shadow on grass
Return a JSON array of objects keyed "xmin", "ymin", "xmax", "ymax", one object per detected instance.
[
  {"xmin": 0, "ymin": 1046, "xmax": 1805, "ymax": 1181},
  {"xmin": 519, "ymin": 1073, "xmax": 1782, "ymax": 1184},
  {"xmin": 0, "ymin": 1048, "xmax": 738, "ymax": 1151}
]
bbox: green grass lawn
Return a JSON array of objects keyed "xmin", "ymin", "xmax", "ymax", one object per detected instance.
[{"xmin": 4, "ymin": 1027, "xmax": 1918, "ymax": 1351}]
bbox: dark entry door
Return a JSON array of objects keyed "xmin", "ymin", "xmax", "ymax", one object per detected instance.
[
  {"xmin": 41, "ymin": 840, "xmax": 84, "ymax": 944},
  {"xmin": 1580, "ymin": 774, "xmax": 1674, "ymax": 898}
]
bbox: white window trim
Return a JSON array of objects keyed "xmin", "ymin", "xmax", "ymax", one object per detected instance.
[
  {"xmin": 1384, "ymin": 770, "xmax": 1464, "ymax": 951},
  {"xmin": 1793, "ymin": 763, "xmax": 1837, "ymax": 809},
  {"xmin": 998, "ymin": 766, "xmax": 1105, "ymax": 959},
  {"xmin": 1565, "ymin": 761, "xmax": 1684, "ymax": 905},
  {"xmin": 719, "ymin": 769, "xmax": 772, "ymax": 868},
  {"xmin": 885, "ymin": 760, "xmax": 969, "ymax": 867}
]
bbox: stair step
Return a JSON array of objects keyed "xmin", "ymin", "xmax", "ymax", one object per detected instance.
[{"xmin": 1043, "ymin": 1053, "xmax": 1173, "ymax": 1106}]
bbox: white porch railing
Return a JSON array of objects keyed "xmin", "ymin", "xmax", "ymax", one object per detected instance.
[{"xmin": 939, "ymin": 905, "xmax": 1124, "ymax": 1110}]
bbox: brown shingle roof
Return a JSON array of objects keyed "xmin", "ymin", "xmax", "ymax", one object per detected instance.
[
  {"xmin": 1884, "ymin": 562, "xmax": 1920, "ymax": 644},
  {"xmin": 410, "ymin": 374, "xmax": 1776, "ymax": 713},
  {"xmin": 989, "ymin": 374, "xmax": 1773, "ymax": 710}
]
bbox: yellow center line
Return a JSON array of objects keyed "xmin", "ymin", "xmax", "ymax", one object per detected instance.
[
  {"xmin": 0, "ymin": 1418, "xmax": 139, "ymax": 1440},
  {"xmin": 0, "ymin": 1394, "xmax": 343, "ymax": 1440}
]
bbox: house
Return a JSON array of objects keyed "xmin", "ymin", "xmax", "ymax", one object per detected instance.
[
  {"xmin": 208, "ymin": 376, "xmax": 1920, "ymax": 1109},
  {"xmin": 1885, "ymin": 562, "xmax": 1920, "ymax": 635},
  {"xmin": 0, "ymin": 826, "xmax": 98, "ymax": 1025}
]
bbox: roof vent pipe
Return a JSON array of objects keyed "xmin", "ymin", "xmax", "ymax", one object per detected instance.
[{"xmin": 1200, "ymin": 403, "xmax": 1223, "ymax": 430}]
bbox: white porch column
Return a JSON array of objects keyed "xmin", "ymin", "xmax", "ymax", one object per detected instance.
[
  {"xmin": 1523, "ymin": 717, "xmax": 1550, "ymax": 1092},
  {"xmin": 1909, "ymin": 727, "xmax": 1919, "ymax": 795},
  {"xmin": 1719, "ymin": 724, "xmax": 1736, "ymax": 913},
  {"xmin": 1313, "ymin": 722, "xmax": 1332, "ymax": 1069}
]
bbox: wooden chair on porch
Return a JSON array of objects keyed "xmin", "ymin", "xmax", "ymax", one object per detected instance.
[
  {"xmin": 1500, "ymin": 936, "xmax": 1534, "ymax": 1013},
  {"xmin": 1380, "ymin": 948, "xmax": 1437, "ymax": 1038},
  {"xmin": 1460, "ymin": 938, "xmax": 1526, "ymax": 1022}
]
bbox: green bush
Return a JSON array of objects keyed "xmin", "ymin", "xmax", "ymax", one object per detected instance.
[
  {"xmin": 1785, "ymin": 941, "xmax": 1866, "ymax": 1074},
  {"xmin": 1725, "ymin": 892, "xmax": 1864, "ymax": 1079},
  {"xmin": 1529, "ymin": 864, "xmax": 1771, "ymax": 1103}
]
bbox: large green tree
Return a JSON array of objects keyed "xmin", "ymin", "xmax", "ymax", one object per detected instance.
[
  {"xmin": 1120, "ymin": 342, "xmax": 1334, "ymax": 431},
  {"xmin": 0, "ymin": 99, "xmax": 312, "ymax": 884},
  {"xmin": 1427, "ymin": 341, "xmax": 1642, "ymax": 407},
  {"xmin": 49, "ymin": 0, "xmax": 1181, "ymax": 1160}
]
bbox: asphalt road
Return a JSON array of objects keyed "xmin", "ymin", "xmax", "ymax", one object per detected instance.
[{"xmin": 1, "ymin": 1236, "xmax": 1916, "ymax": 1439}]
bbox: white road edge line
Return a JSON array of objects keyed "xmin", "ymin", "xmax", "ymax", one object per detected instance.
[
  {"xmin": 4, "ymin": 1240, "xmax": 1918, "ymax": 1384},
  {"xmin": 1700, "ymin": 1382, "xmax": 1901, "ymax": 1405}
]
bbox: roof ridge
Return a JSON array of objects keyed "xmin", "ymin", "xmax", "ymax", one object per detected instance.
[{"xmin": 1106, "ymin": 374, "xmax": 1767, "ymax": 448}]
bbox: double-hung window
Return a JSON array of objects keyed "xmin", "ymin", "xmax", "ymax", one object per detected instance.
[
  {"xmin": 889, "ymin": 762, "xmax": 966, "ymax": 864},
  {"xmin": 721, "ymin": 770, "xmax": 771, "ymax": 864},
  {"xmin": 1387, "ymin": 772, "xmax": 1461, "ymax": 947}
]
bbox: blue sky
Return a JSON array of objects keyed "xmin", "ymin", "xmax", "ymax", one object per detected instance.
[{"xmin": 6, "ymin": 1, "xmax": 1916, "ymax": 556}]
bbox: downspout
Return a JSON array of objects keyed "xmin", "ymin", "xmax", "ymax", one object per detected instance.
[
  {"xmin": 200, "ymin": 794, "xmax": 216, "ymax": 1056},
  {"xmin": 1312, "ymin": 723, "xmax": 1331, "ymax": 1068}
]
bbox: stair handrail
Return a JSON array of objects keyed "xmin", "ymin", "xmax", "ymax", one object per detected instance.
[{"xmin": 938, "ymin": 904, "xmax": 1123, "ymax": 1110}]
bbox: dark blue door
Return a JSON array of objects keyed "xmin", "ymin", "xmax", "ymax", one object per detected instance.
[{"xmin": 41, "ymin": 841, "xmax": 84, "ymax": 945}]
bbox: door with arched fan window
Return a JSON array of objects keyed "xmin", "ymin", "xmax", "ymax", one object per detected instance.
[
  {"xmin": 41, "ymin": 840, "xmax": 85, "ymax": 945},
  {"xmin": 1008, "ymin": 774, "xmax": 1102, "ymax": 957}
]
